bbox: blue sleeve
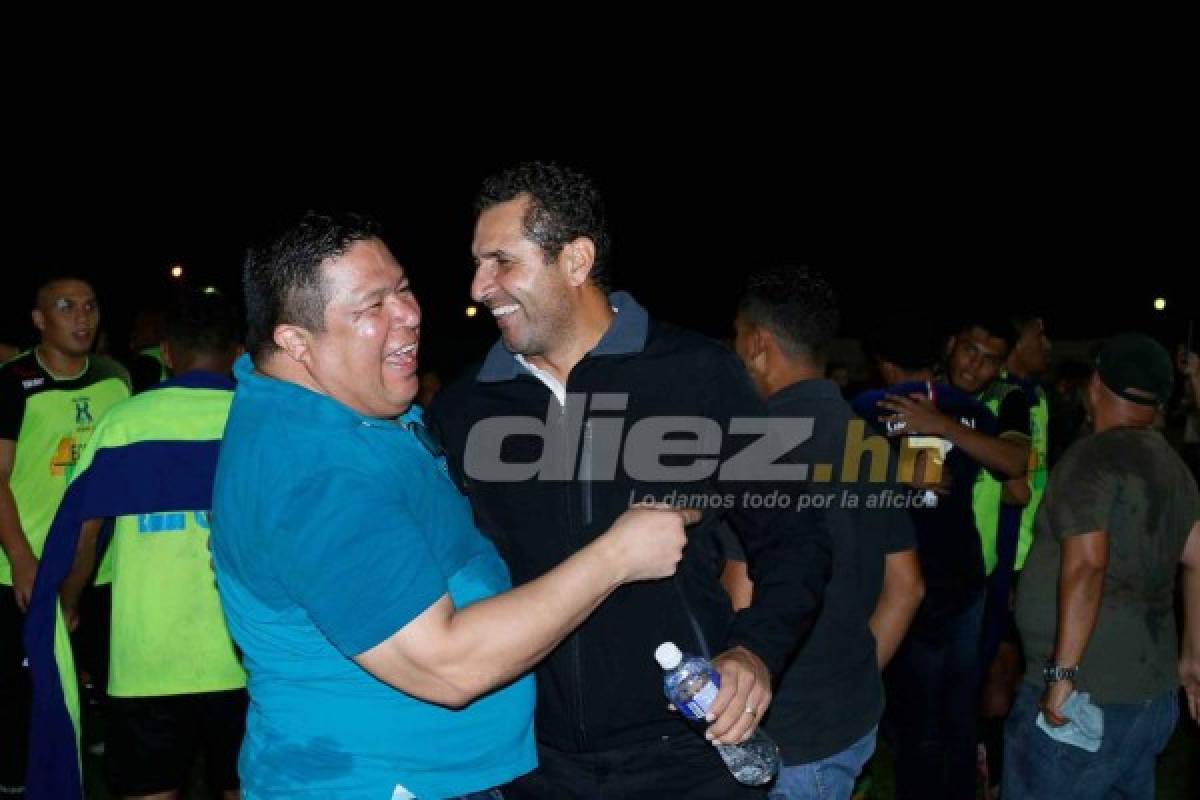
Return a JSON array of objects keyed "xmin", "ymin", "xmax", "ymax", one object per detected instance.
[
  {"xmin": 276, "ymin": 468, "xmax": 449, "ymax": 657},
  {"xmin": 850, "ymin": 390, "xmax": 884, "ymax": 426},
  {"xmin": 936, "ymin": 386, "xmax": 998, "ymax": 437},
  {"xmin": 975, "ymin": 402, "xmax": 999, "ymax": 437}
]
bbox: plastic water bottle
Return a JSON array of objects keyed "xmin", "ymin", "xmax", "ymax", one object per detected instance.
[{"xmin": 654, "ymin": 641, "xmax": 780, "ymax": 786}]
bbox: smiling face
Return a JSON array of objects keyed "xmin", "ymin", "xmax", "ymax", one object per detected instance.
[
  {"xmin": 947, "ymin": 325, "xmax": 1009, "ymax": 394},
  {"xmin": 470, "ymin": 194, "xmax": 575, "ymax": 359},
  {"xmin": 294, "ymin": 238, "xmax": 422, "ymax": 418}
]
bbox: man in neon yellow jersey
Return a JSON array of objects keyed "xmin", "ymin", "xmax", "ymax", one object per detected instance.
[
  {"xmin": 0, "ymin": 275, "xmax": 129, "ymax": 796},
  {"xmin": 53, "ymin": 290, "xmax": 247, "ymax": 800}
]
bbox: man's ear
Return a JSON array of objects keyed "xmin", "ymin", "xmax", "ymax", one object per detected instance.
[
  {"xmin": 273, "ymin": 324, "xmax": 312, "ymax": 364},
  {"xmin": 749, "ymin": 324, "xmax": 774, "ymax": 363},
  {"xmin": 561, "ymin": 237, "xmax": 597, "ymax": 289},
  {"xmin": 31, "ymin": 309, "xmax": 46, "ymax": 334}
]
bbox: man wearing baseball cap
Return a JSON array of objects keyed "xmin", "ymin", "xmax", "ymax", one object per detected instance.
[{"xmin": 1003, "ymin": 333, "xmax": 1200, "ymax": 799}]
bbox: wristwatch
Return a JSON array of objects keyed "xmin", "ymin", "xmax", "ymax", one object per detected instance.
[{"xmin": 1042, "ymin": 663, "xmax": 1079, "ymax": 683}]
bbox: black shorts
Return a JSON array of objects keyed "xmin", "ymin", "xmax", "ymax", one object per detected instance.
[{"xmin": 105, "ymin": 688, "xmax": 247, "ymax": 796}]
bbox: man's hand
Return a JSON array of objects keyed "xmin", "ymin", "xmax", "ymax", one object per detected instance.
[
  {"xmin": 879, "ymin": 393, "xmax": 949, "ymax": 437},
  {"xmin": 911, "ymin": 449, "xmax": 953, "ymax": 496},
  {"xmin": 1039, "ymin": 679, "xmax": 1075, "ymax": 727},
  {"xmin": 603, "ymin": 505, "xmax": 699, "ymax": 583},
  {"xmin": 1180, "ymin": 655, "xmax": 1200, "ymax": 723},
  {"xmin": 61, "ymin": 601, "xmax": 80, "ymax": 632},
  {"xmin": 705, "ymin": 646, "xmax": 772, "ymax": 745},
  {"xmin": 60, "ymin": 588, "xmax": 81, "ymax": 632},
  {"xmin": 11, "ymin": 551, "xmax": 38, "ymax": 611}
]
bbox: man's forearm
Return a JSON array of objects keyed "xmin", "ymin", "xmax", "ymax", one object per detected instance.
[
  {"xmin": 942, "ymin": 421, "xmax": 1028, "ymax": 479},
  {"xmin": 1054, "ymin": 558, "xmax": 1105, "ymax": 666},
  {"xmin": 721, "ymin": 559, "xmax": 753, "ymax": 611},
  {"xmin": 1182, "ymin": 564, "xmax": 1199, "ymax": 666},
  {"xmin": 60, "ymin": 519, "xmax": 102, "ymax": 610},
  {"xmin": 447, "ymin": 535, "xmax": 630, "ymax": 686},
  {"xmin": 0, "ymin": 483, "xmax": 33, "ymax": 564},
  {"xmin": 360, "ymin": 531, "xmax": 633, "ymax": 707},
  {"xmin": 1001, "ymin": 476, "xmax": 1031, "ymax": 506},
  {"xmin": 870, "ymin": 550, "xmax": 924, "ymax": 668}
]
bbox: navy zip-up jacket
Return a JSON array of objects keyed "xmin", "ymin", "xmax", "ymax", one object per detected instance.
[{"xmin": 428, "ymin": 292, "xmax": 830, "ymax": 753}]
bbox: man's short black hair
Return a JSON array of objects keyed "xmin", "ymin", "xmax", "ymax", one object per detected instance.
[
  {"xmin": 165, "ymin": 290, "xmax": 243, "ymax": 358},
  {"xmin": 242, "ymin": 211, "xmax": 383, "ymax": 360},
  {"xmin": 956, "ymin": 314, "xmax": 1019, "ymax": 352},
  {"xmin": 33, "ymin": 273, "xmax": 95, "ymax": 309},
  {"xmin": 738, "ymin": 265, "xmax": 839, "ymax": 363},
  {"xmin": 475, "ymin": 161, "xmax": 612, "ymax": 291}
]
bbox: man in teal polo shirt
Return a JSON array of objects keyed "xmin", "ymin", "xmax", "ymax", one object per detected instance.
[{"xmin": 211, "ymin": 211, "xmax": 695, "ymax": 800}]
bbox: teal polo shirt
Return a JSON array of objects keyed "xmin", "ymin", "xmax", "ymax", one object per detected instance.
[{"xmin": 211, "ymin": 355, "xmax": 535, "ymax": 800}]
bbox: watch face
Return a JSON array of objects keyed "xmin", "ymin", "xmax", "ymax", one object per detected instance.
[{"xmin": 1043, "ymin": 665, "xmax": 1076, "ymax": 682}]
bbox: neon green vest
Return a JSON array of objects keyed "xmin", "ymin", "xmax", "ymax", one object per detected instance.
[
  {"xmin": 79, "ymin": 384, "xmax": 245, "ymax": 696},
  {"xmin": 1016, "ymin": 386, "xmax": 1049, "ymax": 569},
  {"xmin": 972, "ymin": 376, "xmax": 1049, "ymax": 574},
  {"xmin": 0, "ymin": 354, "xmax": 130, "ymax": 584},
  {"xmin": 972, "ymin": 378, "xmax": 1023, "ymax": 576}
]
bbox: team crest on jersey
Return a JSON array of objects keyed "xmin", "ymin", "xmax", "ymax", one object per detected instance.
[{"xmin": 74, "ymin": 398, "xmax": 93, "ymax": 424}]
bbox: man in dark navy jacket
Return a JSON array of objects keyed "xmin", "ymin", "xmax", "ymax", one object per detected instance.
[{"xmin": 430, "ymin": 162, "xmax": 830, "ymax": 799}]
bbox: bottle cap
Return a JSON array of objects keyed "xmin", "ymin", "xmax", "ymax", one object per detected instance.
[{"xmin": 654, "ymin": 641, "xmax": 683, "ymax": 670}]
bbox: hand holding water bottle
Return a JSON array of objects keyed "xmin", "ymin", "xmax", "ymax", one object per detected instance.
[
  {"xmin": 656, "ymin": 641, "xmax": 781, "ymax": 785},
  {"xmin": 706, "ymin": 646, "xmax": 773, "ymax": 745}
]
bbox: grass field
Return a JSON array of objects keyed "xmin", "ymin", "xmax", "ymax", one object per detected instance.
[{"xmin": 81, "ymin": 706, "xmax": 1199, "ymax": 799}]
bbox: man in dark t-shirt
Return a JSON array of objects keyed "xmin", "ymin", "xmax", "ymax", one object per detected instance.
[
  {"xmin": 1005, "ymin": 333, "xmax": 1200, "ymax": 800},
  {"xmin": 724, "ymin": 268, "xmax": 923, "ymax": 800}
]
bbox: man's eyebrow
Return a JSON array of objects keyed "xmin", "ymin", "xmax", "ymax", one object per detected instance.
[
  {"xmin": 353, "ymin": 286, "xmax": 389, "ymax": 304},
  {"xmin": 478, "ymin": 248, "xmax": 515, "ymax": 260},
  {"xmin": 353, "ymin": 277, "xmax": 410, "ymax": 305}
]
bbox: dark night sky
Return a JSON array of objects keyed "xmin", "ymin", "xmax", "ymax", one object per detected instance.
[{"xmin": 6, "ymin": 112, "xmax": 1194, "ymax": 379}]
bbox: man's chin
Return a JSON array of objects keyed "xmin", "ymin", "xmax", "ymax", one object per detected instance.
[
  {"xmin": 499, "ymin": 330, "xmax": 533, "ymax": 356},
  {"xmin": 385, "ymin": 376, "xmax": 419, "ymax": 407}
]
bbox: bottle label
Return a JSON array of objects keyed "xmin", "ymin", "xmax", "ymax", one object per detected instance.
[{"xmin": 681, "ymin": 678, "xmax": 720, "ymax": 720}]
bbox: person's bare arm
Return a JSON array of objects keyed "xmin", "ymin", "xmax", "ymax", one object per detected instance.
[
  {"xmin": 870, "ymin": 549, "xmax": 924, "ymax": 668},
  {"xmin": 1042, "ymin": 530, "xmax": 1108, "ymax": 725},
  {"xmin": 720, "ymin": 559, "xmax": 753, "ymax": 611},
  {"xmin": 879, "ymin": 394, "xmax": 1029, "ymax": 478},
  {"xmin": 1179, "ymin": 521, "xmax": 1200, "ymax": 722},
  {"xmin": 60, "ymin": 518, "xmax": 104, "ymax": 631},
  {"xmin": 356, "ymin": 507, "xmax": 695, "ymax": 708},
  {"xmin": 0, "ymin": 439, "xmax": 37, "ymax": 611},
  {"xmin": 1001, "ymin": 476, "xmax": 1031, "ymax": 506}
]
